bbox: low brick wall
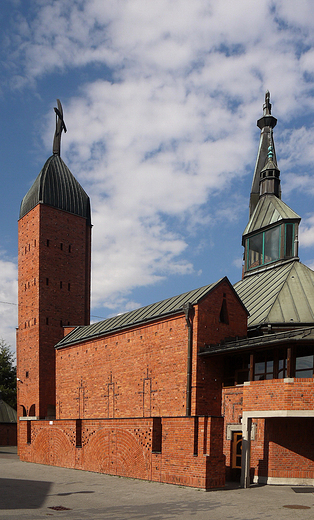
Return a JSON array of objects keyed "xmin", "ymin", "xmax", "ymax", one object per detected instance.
[
  {"xmin": 243, "ymin": 378, "xmax": 314, "ymax": 411},
  {"xmin": 18, "ymin": 415, "xmax": 225, "ymax": 489}
]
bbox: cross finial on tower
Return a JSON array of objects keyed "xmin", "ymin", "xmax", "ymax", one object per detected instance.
[
  {"xmin": 263, "ymin": 90, "xmax": 271, "ymax": 116},
  {"xmin": 53, "ymin": 99, "xmax": 67, "ymax": 156}
]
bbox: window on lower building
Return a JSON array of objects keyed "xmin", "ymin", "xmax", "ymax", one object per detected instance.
[
  {"xmin": 295, "ymin": 346, "xmax": 314, "ymax": 378},
  {"xmin": 254, "ymin": 351, "xmax": 274, "ymax": 380},
  {"xmin": 224, "ymin": 354, "xmax": 250, "ymax": 386}
]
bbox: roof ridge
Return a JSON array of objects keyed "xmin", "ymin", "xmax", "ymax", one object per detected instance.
[{"xmin": 55, "ymin": 277, "xmax": 231, "ymax": 348}]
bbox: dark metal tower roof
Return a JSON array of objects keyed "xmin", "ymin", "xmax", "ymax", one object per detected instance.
[{"xmin": 19, "ymin": 154, "xmax": 91, "ymax": 225}]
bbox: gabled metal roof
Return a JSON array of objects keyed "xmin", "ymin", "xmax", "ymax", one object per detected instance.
[
  {"xmin": 243, "ymin": 194, "xmax": 300, "ymax": 237},
  {"xmin": 19, "ymin": 155, "xmax": 91, "ymax": 225},
  {"xmin": 234, "ymin": 260, "xmax": 314, "ymax": 328},
  {"xmin": 56, "ymin": 278, "xmax": 228, "ymax": 348},
  {"xmin": 0, "ymin": 400, "xmax": 17, "ymax": 423}
]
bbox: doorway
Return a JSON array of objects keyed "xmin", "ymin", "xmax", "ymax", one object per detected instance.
[{"xmin": 231, "ymin": 431, "xmax": 242, "ymax": 481}]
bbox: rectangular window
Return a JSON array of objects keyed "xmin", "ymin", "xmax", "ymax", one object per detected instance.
[
  {"xmin": 285, "ymin": 223, "xmax": 294, "ymax": 258},
  {"xmin": 254, "ymin": 351, "xmax": 274, "ymax": 380},
  {"xmin": 248, "ymin": 233, "xmax": 263, "ymax": 269},
  {"xmin": 76, "ymin": 419, "xmax": 82, "ymax": 448},
  {"xmin": 264, "ymin": 226, "xmax": 280, "ymax": 264},
  {"xmin": 46, "ymin": 278, "xmax": 49, "ymax": 285},
  {"xmin": 152, "ymin": 417, "xmax": 162, "ymax": 453},
  {"xmin": 47, "ymin": 239, "xmax": 50, "ymax": 247},
  {"xmin": 223, "ymin": 354, "xmax": 250, "ymax": 386},
  {"xmin": 295, "ymin": 346, "xmax": 314, "ymax": 378},
  {"xmin": 27, "ymin": 421, "xmax": 31, "ymax": 444},
  {"xmin": 60, "ymin": 243, "xmax": 63, "ymax": 250}
]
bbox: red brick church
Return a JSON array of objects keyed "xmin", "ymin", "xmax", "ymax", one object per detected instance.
[{"xmin": 17, "ymin": 93, "xmax": 314, "ymax": 488}]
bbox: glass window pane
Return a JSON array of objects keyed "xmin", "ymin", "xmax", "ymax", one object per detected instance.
[
  {"xmin": 295, "ymin": 369, "xmax": 313, "ymax": 378},
  {"xmin": 255, "ymin": 361, "xmax": 265, "ymax": 374},
  {"xmin": 296, "ymin": 355, "xmax": 313, "ymax": 371},
  {"xmin": 264, "ymin": 227, "xmax": 280, "ymax": 264},
  {"xmin": 266, "ymin": 360, "xmax": 273, "ymax": 372},
  {"xmin": 285, "ymin": 224, "xmax": 293, "ymax": 258},
  {"xmin": 248, "ymin": 233, "xmax": 263, "ymax": 269}
]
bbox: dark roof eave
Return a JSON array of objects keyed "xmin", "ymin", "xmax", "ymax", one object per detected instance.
[{"xmin": 199, "ymin": 326, "xmax": 314, "ymax": 356}]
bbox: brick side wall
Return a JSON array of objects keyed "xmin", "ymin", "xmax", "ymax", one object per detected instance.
[
  {"xmin": 194, "ymin": 281, "xmax": 247, "ymax": 416},
  {"xmin": 18, "ymin": 416, "xmax": 225, "ymax": 489},
  {"xmin": 56, "ymin": 282, "xmax": 247, "ymax": 421},
  {"xmin": 56, "ymin": 314, "xmax": 190, "ymax": 419}
]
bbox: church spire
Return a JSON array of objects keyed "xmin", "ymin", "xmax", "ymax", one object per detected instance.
[{"xmin": 249, "ymin": 91, "xmax": 278, "ymax": 217}]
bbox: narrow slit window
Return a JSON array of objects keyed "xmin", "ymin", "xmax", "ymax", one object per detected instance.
[{"xmin": 219, "ymin": 298, "xmax": 229, "ymax": 324}]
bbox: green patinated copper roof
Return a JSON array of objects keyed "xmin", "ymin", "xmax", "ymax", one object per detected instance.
[
  {"xmin": 56, "ymin": 277, "xmax": 241, "ymax": 348},
  {"xmin": 0, "ymin": 400, "xmax": 17, "ymax": 423},
  {"xmin": 234, "ymin": 260, "xmax": 314, "ymax": 328},
  {"xmin": 243, "ymin": 194, "xmax": 300, "ymax": 238},
  {"xmin": 19, "ymin": 155, "xmax": 91, "ymax": 225}
]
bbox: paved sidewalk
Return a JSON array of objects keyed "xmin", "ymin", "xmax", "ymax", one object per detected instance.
[{"xmin": 1, "ymin": 447, "xmax": 314, "ymax": 519}]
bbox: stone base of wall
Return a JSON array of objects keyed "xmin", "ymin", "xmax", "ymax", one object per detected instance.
[{"xmin": 18, "ymin": 416, "xmax": 225, "ymax": 490}]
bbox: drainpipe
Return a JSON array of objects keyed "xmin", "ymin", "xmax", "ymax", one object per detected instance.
[{"xmin": 183, "ymin": 302, "xmax": 193, "ymax": 417}]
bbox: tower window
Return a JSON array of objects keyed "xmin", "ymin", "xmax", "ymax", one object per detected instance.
[
  {"xmin": 60, "ymin": 281, "xmax": 63, "ymax": 289},
  {"xmin": 60, "ymin": 320, "xmax": 63, "ymax": 327},
  {"xmin": 246, "ymin": 223, "xmax": 296, "ymax": 271},
  {"xmin": 69, "ymin": 245, "xmax": 72, "ymax": 253},
  {"xmin": 34, "ymin": 239, "xmax": 36, "ymax": 247},
  {"xmin": 46, "ymin": 317, "xmax": 49, "ymax": 325},
  {"xmin": 285, "ymin": 223, "xmax": 294, "ymax": 258},
  {"xmin": 68, "ymin": 283, "xmax": 71, "ymax": 291},
  {"xmin": 47, "ymin": 239, "xmax": 50, "ymax": 247},
  {"xmin": 46, "ymin": 278, "xmax": 49, "ymax": 285},
  {"xmin": 60, "ymin": 243, "xmax": 63, "ymax": 250},
  {"xmin": 26, "ymin": 371, "xmax": 29, "ymax": 378}
]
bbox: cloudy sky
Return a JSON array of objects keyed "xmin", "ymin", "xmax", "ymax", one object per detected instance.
[{"xmin": 2, "ymin": 0, "xmax": 314, "ymax": 352}]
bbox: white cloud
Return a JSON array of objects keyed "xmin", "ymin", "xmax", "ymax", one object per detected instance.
[
  {"xmin": 4, "ymin": 0, "xmax": 314, "ymax": 321},
  {"xmin": 0, "ymin": 255, "xmax": 18, "ymax": 353}
]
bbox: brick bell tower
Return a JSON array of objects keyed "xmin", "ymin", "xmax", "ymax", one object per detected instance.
[{"xmin": 16, "ymin": 100, "xmax": 91, "ymax": 420}]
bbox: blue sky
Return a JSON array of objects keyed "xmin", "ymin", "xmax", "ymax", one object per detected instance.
[{"xmin": 2, "ymin": 0, "xmax": 314, "ymax": 352}]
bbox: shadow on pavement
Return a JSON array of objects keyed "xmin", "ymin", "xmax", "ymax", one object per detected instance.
[{"xmin": 0, "ymin": 478, "xmax": 52, "ymax": 509}]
